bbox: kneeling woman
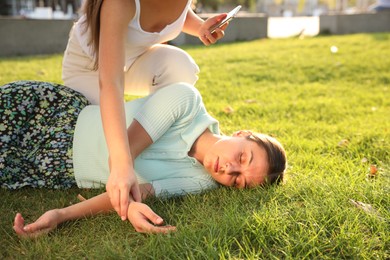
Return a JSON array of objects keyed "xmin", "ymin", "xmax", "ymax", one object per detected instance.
[{"xmin": 0, "ymin": 81, "xmax": 286, "ymax": 236}]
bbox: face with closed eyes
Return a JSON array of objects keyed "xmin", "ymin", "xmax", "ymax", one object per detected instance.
[{"xmin": 203, "ymin": 132, "xmax": 269, "ymax": 188}]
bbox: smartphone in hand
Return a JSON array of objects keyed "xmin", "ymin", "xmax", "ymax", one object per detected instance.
[{"xmin": 209, "ymin": 5, "xmax": 242, "ymax": 33}]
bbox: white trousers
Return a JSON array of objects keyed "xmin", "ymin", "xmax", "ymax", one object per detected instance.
[{"xmin": 62, "ymin": 31, "xmax": 200, "ymax": 105}]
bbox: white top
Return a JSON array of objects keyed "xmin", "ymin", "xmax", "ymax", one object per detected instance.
[
  {"xmin": 73, "ymin": 83, "xmax": 220, "ymax": 197},
  {"xmin": 74, "ymin": 0, "xmax": 192, "ymax": 70}
]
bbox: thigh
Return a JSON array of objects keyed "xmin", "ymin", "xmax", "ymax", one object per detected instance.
[
  {"xmin": 124, "ymin": 44, "xmax": 200, "ymax": 96},
  {"xmin": 0, "ymin": 81, "xmax": 90, "ymax": 189}
]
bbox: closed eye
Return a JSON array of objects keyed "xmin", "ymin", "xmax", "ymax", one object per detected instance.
[{"xmin": 239, "ymin": 152, "xmax": 246, "ymax": 164}]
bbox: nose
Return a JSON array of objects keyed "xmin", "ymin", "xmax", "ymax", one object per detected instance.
[{"xmin": 225, "ymin": 162, "xmax": 240, "ymax": 175}]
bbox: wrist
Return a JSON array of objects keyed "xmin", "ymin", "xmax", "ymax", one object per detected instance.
[
  {"xmin": 109, "ymin": 155, "xmax": 134, "ymax": 168},
  {"xmin": 55, "ymin": 208, "xmax": 67, "ymax": 224}
]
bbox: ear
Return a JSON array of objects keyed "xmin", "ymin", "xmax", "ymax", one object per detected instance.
[{"xmin": 232, "ymin": 130, "xmax": 253, "ymax": 137}]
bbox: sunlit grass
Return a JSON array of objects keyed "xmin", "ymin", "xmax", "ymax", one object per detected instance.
[{"xmin": 1, "ymin": 33, "xmax": 389, "ymax": 259}]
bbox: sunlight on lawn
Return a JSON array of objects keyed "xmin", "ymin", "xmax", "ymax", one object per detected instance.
[{"xmin": 0, "ymin": 33, "xmax": 389, "ymax": 259}]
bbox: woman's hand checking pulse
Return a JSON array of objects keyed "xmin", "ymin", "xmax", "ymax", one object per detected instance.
[{"xmin": 106, "ymin": 161, "xmax": 141, "ymax": 221}]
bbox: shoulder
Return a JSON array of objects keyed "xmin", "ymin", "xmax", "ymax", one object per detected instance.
[{"xmin": 100, "ymin": 0, "xmax": 136, "ymax": 24}]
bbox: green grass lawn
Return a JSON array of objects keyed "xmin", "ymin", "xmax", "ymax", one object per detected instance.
[{"xmin": 1, "ymin": 33, "xmax": 389, "ymax": 259}]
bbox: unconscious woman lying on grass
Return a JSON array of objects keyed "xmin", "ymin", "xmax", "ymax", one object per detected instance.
[{"xmin": 0, "ymin": 81, "xmax": 287, "ymax": 237}]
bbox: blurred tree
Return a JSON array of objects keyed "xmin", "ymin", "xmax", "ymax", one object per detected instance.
[
  {"xmin": 226, "ymin": 0, "xmax": 257, "ymax": 9},
  {"xmin": 198, "ymin": 0, "xmax": 223, "ymax": 11},
  {"xmin": 197, "ymin": 0, "xmax": 257, "ymax": 11}
]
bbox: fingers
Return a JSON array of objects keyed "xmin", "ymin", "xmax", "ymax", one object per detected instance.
[
  {"xmin": 212, "ymin": 28, "xmax": 225, "ymax": 41},
  {"xmin": 200, "ymin": 34, "xmax": 210, "ymax": 46},
  {"xmin": 127, "ymin": 202, "xmax": 177, "ymax": 234},
  {"xmin": 133, "ymin": 219, "xmax": 177, "ymax": 234},
  {"xmin": 146, "ymin": 225, "xmax": 177, "ymax": 234},
  {"xmin": 106, "ymin": 167, "xmax": 141, "ymax": 221},
  {"xmin": 209, "ymin": 13, "xmax": 227, "ymax": 29},
  {"xmin": 23, "ymin": 223, "xmax": 38, "ymax": 233},
  {"xmin": 14, "ymin": 213, "xmax": 24, "ymax": 226},
  {"xmin": 137, "ymin": 203, "xmax": 163, "ymax": 225},
  {"xmin": 138, "ymin": 204, "xmax": 176, "ymax": 233},
  {"xmin": 107, "ymin": 183, "xmax": 130, "ymax": 221},
  {"xmin": 107, "ymin": 185, "xmax": 120, "ymax": 218},
  {"xmin": 110, "ymin": 185, "xmax": 143, "ymax": 221},
  {"xmin": 13, "ymin": 213, "xmax": 27, "ymax": 236},
  {"xmin": 131, "ymin": 184, "xmax": 142, "ymax": 203},
  {"xmin": 22, "ymin": 219, "xmax": 46, "ymax": 234},
  {"xmin": 120, "ymin": 187, "xmax": 130, "ymax": 221},
  {"xmin": 200, "ymin": 20, "xmax": 226, "ymax": 46},
  {"xmin": 118, "ymin": 182, "xmax": 144, "ymax": 220},
  {"xmin": 218, "ymin": 21, "xmax": 229, "ymax": 32},
  {"xmin": 202, "ymin": 28, "xmax": 225, "ymax": 45},
  {"xmin": 13, "ymin": 213, "xmax": 51, "ymax": 239}
]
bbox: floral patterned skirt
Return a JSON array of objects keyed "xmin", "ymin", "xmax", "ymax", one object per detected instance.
[{"xmin": 0, "ymin": 81, "xmax": 90, "ymax": 189}]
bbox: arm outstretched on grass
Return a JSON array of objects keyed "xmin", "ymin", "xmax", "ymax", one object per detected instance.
[{"xmin": 13, "ymin": 185, "xmax": 176, "ymax": 238}]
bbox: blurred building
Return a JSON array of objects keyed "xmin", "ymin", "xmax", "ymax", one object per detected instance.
[
  {"xmin": 0, "ymin": 0, "xmax": 380, "ymax": 19},
  {"xmin": 0, "ymin": 0, "xmax": 83, "ymax": 18},
  {"xmin": 256, "ymin": 0, "xmax": 374, "ymax": 16}
]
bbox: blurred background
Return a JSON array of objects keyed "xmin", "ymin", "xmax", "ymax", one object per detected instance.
[
  {"xmin": 1, "ymin": 0, "xmax": 388, "ymax": 56},
  {"xmin": 0, "ymin": 0, "xmax": 384, "ymax": 19}
]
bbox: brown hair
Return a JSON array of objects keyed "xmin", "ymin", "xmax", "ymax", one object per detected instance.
[
  {"xmin": 82, "ymin": 0, "xmax": 103, "ymax": 70},
  {"xmin": 247, "ymin": 133, "xmax": 287, "ymax": 186}
]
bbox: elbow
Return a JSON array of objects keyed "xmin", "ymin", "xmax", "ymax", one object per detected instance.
[{"xmin": 98, "ymin": 75, "xmax": 124, "ymax": 96}]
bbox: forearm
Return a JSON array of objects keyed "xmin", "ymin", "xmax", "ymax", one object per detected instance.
[
  {"xmin": 100, "ymin": 86, "xmax": 133, "ymax": 167},
  {"xmin": 127, "ymin": 120, "xmax": 153, "ymax": 159},
  {"xmin": 99, "ymin": 0, "xmax": 133, "ymax": 169},
  {"xmin": 182, "ymin": 9, "xmax": 204, "ymax": 36},
  {"xmin": 56, "ymin": 183, "xmax": 155, "ymax": 224},
  {"xmin": 58, "ymin": 193, "xmax": 113, "ymax": 223}
]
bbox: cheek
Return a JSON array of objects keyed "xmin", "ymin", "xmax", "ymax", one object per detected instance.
[
  {"xmin": 203, "ymin": 153, "xmax": 213, "ymax": 172},
  {"xmin": 211, "ymin": 139, "xmax": 231, "ymax": 153},
  {"xmin": 213, "ymin": 173, "xmax": 231, "ymax": 186}
]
